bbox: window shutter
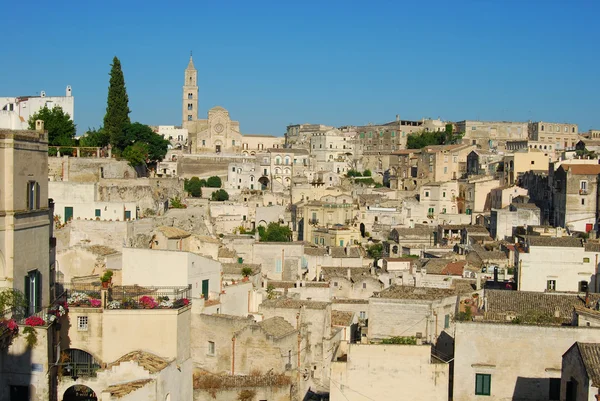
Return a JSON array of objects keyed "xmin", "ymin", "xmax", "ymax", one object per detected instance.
[
  {"xmin": 35, "ymin": 182, "xmax": 40, "ymax": 209},
  {"xmin": 35, "ymin": 270, "xmax": 42, "ymax": 313},
  {"xmin": 24, "ymin": 275, "xmax": 31, "ymax": 316}
]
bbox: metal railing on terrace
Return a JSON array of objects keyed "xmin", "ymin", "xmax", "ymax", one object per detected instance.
[{"xmin": 62, "ymin": 284, "xmax": 191, "ymax": 310}]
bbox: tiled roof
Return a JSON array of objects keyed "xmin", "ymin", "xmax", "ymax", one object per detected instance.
[
  {"xmin": 222, "ymin": 263, "xmax": 260, "ymax": 274},
  {"xmin": 321, "ymin": 266, "xmax": 371, "ymax": 282},
  {"xmin": 105, "ymin": 379, "xmax": 154, "ymax": 398},
  {"xmin": 332, "ymin": 299, "xmax": 369, "ymax": 304},
  {"xmin": 484, "ymin": 290, "xmax": 600, "ymax": 324},
  {"xmin": 330, "ymin": 247, "xmax": 364, "ymax": 258},
  {"xmin": 561, "ymin": 164, "xmax": 600, "ymax": 175},
  {"xmin": 109, "ymin": 351, "xmax": 169, "ymax": 373},
  {"xmin": 332, "ymin": 310, "xmax": 354, "ymax": 327},
  {"xmin": 304, "ymin": 247, "xmax": 326, "ymax": 256},
  {"xmin": 423, "ymin": 259, "xmax": 455, "ymax": 274},
  {"xmin": 577, "ymin": 343, "xmax": 600, "ymax": 387},
  {"xmin": 260, "ymin": 297, "xmax": 330, "ymax": 310},
  {"xmin": 526, "ymin": 236, "xmax": 583, "ymax": 248},
  {"xmin": 155, "ymin": 226, "xmax": 191, "ymax": 239},
  {"xmin": 442, "ymin": 260, "xmax": 467, "ymax": 276},
  {"xmin": 585, "ymin": 242, "xmax": 600, "ymax": 252},
  {"xmin": 218, "ymin": 247, "xmax": 237, "ymax": 258},
  {"xmin": 374, "ymin": 285, "xmax": 467, "ymax": 301},
  {"xmin": 86, "ymin": 245, "xmax": 118, "ymax": 256},
  {"xmin": 257, "ymin": 317, "xmax": 296, "ymax": 338}
]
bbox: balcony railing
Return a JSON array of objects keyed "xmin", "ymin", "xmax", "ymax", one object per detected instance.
[
  {"xmin": 62, "ymin": 284, "xmax": 191, "ymax": 310},
  {"xmin": 309, "ymin": 219, "xmax": 319, "ymax": 225},
  {"xmin": 580, "ymin": 189, "xmax": 588, "ymax": 195}
]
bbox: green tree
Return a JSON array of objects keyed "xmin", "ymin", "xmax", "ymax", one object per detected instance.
[
  {"xmin": 185, "ymin": 177, "xmax": 203, "ymax": 197},
  {"xmin": 211, "ymin": 189, "xmax": 229, "ymax": 201},
  {"xmin": 122, "ymin": 142, "xmax": 148, "ymax": 167},
  {"xmin": 363, "ymin": 169, "xmax": 372, "ymax": 177},
  {"xmin": 169, "ymin": 196, "xmax": 186, "ymax": 209},
  {"xmin": 123, "ymin": 122, "xmax": 168, "ymax": 163},
  {"xmin": 206, "ymin": 176, "xmax": 222, "ymax": 188},
  {"xmin": 104, "ymin": 56, "xmax": 131, "ymax": 152},
  {"xmin": 259, "ymin": 222, "xmax": 292, "ymax": 242},
  {"xmin": 366, "ymin": 243, "xmax": 383, "ymax": 259},
  {"xmin": 28, "ymin": 106, "xmax": 76, "ymax": 146},
  {"xmin": 346, "ymin": 169, "xmax": 362, "ymax": 178},
  {"xmin": 79, "ymin": 127, "xmax": 110, "ymax": 148}
]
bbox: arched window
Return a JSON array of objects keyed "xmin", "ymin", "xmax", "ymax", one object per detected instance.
[
  {"xmin": 275, "ymin": 157, "xmax": 281, "ymax": 165},
  {"xmin": 284, "ymin": 157, "xmax": 290, "ymax": 165}
]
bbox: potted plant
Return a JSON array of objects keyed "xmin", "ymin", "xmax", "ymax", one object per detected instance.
[
  {"xmin": 101, "ymin": 270, "xmax": 114, "ymax": 289},
  {"xmin": 241, "ymin": 267, "xmax": 253, "ymax": 281}
]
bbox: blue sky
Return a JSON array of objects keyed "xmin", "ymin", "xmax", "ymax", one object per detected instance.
[{"xmin": 1, "ymin": 0, "xmax": 599, "ymax": 135}]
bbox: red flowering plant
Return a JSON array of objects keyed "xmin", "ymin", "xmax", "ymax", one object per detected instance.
[
  {"xmin": 139, "ymin": 296, "xmax": 158, "ymax": 309},
  {"xmin": 173, "ymin": 298, "xmax": 190, "ymax": 308},
  {"xmin": 0, "ymin": 319, "xmax": 18, "ymax": 333},
  {"xmin": 24, "ymin": 316, "xmax": 45, "ymax": 327}
]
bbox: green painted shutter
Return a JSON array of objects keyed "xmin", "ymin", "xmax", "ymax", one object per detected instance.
[
  {"xmin": 24, "ymin": 275, "xmax": 31, "ymax": 316},
  {"xmin": 35, "ymin": 270, "xmax": 42, "ymax": 313},
  {"xmin": 202, "ymin": 279, "xmax": 209, "ymax": 300}
]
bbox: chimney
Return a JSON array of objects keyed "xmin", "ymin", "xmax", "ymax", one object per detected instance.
[
  {"xmin": 347, "ymin": 268, "xmax": 351, "ymax": 281},
  {"xmin": 493, "ymin": 266, "xmax": 498, "ymax": 283},
  {"xmin": 35, "ymin": 120, "xmax": 44, "ymax": 132},
  {"xmin": 396, "ymin": 114, "xmax": 400, "ymax": 122},
  {"xmin": 475, "ymin": 272, "xmax": 482, "ymax": 290}
]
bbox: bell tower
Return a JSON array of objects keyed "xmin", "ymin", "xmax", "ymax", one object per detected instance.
[{"xmin": 182, "ymin": 53, "xmax": 198, "ymax": 125}]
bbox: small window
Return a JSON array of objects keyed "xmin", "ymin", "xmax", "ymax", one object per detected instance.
[
  {"xmin": 444, "ymin": 314, "xmax": 450, "ymax": 329},
  {"xmin": 208, "ymin": 341, "xmax": 215, "ymax": 355},
  {"xmin": 531, "ymin": 161, "xmax": 534, "ymax": 165},
  {"xmin": 187, "ymin": 115, "xmax": 192, "ymax": 121},
  {"xmin": 202, "ymin": 140, "xmax": 206, "ymax": 146},
  {"xmin": 547, "ymin": 280, "xmax": 556, "ymax": 291},
  {"xmin": 77, "ymin": 316, "xmax": 88, "ymax": 331},
  {"xmin": 359, "ymin": 311, "xmax": 366, "ymax": 319},
  {"xmin": 475, "ymin": 373, "xmax": 491, "ymax": 396},
  {"xmin": 425, "ymin": 191, "xmax": 430, "ymax": 198},
  {"xmin": 582, "ymin": 199, "xmax": 585, "ymax": 206},
  {"xmin": 232, "ymin": 167, "xmax": 236, "ymax": 172},
  {"xmin": 584, "ymin": 257, "xmax": 590, "ymax": 263},
  {"xmin": 334, "ymin": 282, "xmax": 338, "ymax": 287},
  {"xmin": 27, "ymin": 181, "xmax": 40, "ymax": 210},
  {"xmin": 388, "ymin": 278, "xmax": 392, "ymax": 285},
  {"xmin": 94, "ymin": 209, "xmax": 101, "ymax": 217},
  {"xmin": 362, "ymin": 282, "xmax": 367, "ymax": 289}
]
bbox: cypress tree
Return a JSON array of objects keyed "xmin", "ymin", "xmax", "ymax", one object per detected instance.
[{"xmin": 104, "ymin": 56, "xmax": 131, "ymax": 151}]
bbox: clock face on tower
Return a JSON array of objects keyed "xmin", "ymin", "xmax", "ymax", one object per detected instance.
[{"xmin": 214, "ymin": 123, "xmax": 224, "ymax": 134}]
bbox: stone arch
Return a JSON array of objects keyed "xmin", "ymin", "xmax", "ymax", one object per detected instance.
[
  {"xmin": 258, "ymin": 176, "xmax": 269, "ymax": 190},
  {"xmin": 258, "ymin": 220, "xmax": 268, "ymax": 227},
  {"xmin": 62, "ymin": 385, "xmax": 98, "ymax": 401}
]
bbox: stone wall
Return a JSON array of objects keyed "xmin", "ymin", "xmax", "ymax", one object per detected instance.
[{"xmin": 48, "ymin": 157, "xmax": 136, "ymax": 182}]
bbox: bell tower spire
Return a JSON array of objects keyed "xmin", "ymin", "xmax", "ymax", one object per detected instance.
[{"xmin": 183, "ymin": 53, "xmax": 198, "ymax": 125}]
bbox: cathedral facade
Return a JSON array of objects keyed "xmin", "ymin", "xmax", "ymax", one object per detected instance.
[{"xmin": 181, "ymin": 56, "xmax": 282, "ymax": 154}]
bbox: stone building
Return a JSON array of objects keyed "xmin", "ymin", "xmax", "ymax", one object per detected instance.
[
  {"xmin": 528, "ymin": 121, "xmax": 579, "ymax": 151},
  {"xmin": 500, "ymin": 148, "xmax": 549, "ymax": 186},
  {"xmin": 560, "ymin": 342, "xmax": 600, "ymax": 401},
  {"xmin": 0, "ymin": 125, "xmax": 55, "ymax": 312},
  {"xmin": 0, "ymin": 86, "xmax": 74, "ymax": 130},
  {"xmin": 457, "ymin": 120, "xmax": 528, "ymax": 150},
  {"xmin": 181, "ymin": 56, "xmax": 282, "ymax": 154},
  {"xmin": 514, "ymin": 236, "xmax": 599, "ymax": 293},
  {"xmin": 553, "ymin": 164, "xmax": 600, "ymax": 232},
  {"xmin": 330, "ymin": 343, "xmax": 449, "ymax": 401},
  {"xmin": 453, "ymin": 290, "xmax": 600, "ymax": 401},
  {"xmin": 285, "ymin": 123, "xmax": 334, "ymax": 148}
]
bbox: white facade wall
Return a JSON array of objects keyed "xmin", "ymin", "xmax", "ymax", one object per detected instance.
[
  {"xmin": 0, "ymin": 87, "xmax": 74, "ymax": 129},
  {"xmin": 454, "ymin": 322, "xmax": 600, "ymax": 401},
  {"xmin": 157, "ymin": 125, "xmax": 188, "ymax": 143},
  {"xmin": 49, "ymin": 182, "xmax": 137, "ymax": 222},
  {"xmin": 330, "ymin": 344, "xmax": 449, "ymax": 401},
  {"xmin": 517, "ymin": 246, "xmax": 599, "ymax": 293},
  {"xmin": 121, "ymin": 248, "xmax": 221, "ymax": 299}
]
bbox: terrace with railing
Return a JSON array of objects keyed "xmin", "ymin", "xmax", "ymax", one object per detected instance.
[{"xmin": 62, "ymin": 284, "xmax": 191, "ymax": 310}]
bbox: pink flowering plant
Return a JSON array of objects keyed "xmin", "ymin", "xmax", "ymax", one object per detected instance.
[
  {"xmin": 90, "ymin": 299, "xmax": 101, "ymax": 308},
  {"xmin": 139, "ymin": 296, "xmax": 158, "ymax": 309},
  {"xmin": 0, "ymin": 319, "xmax": 18, "ymax": 333},
  {"xmin": 24, "ymin": 316, "xmax": 45, "ymax": 327}
]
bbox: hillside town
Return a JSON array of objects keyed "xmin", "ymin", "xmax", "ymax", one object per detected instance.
[{"xmin": 1, "ymin": 53, "xmax": 600, "ymax": 401}]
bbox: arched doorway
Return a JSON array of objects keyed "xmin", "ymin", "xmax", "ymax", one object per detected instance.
[
  {"xmin": 63, "ymin": 385, "xmax": 97, "ymax": 401},
  {"xmin": 258, "ymin": 176, "xmax": 269, "ymax": 190}
]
